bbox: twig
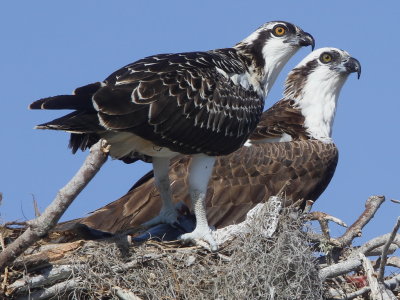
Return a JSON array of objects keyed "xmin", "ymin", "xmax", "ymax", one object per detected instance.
[
  {"xmin": 319, "ymin": 258, "xmax": 362, "ymax": 280},
  {"xmin": 0, "ymin": 140, "xmax": 109, "ymax": 272},
  {"xmin": 307, "ymin": 211, "xmax": 348, "ymax": 227},
  {"xmin": 320, "ymin": 233, "xmax": 400, "ymax": 280},
  {"xmin": 113, "ymin": 286, "xmax": 143, "ymax": 300},
  {"xmin": 7, "ymin": 265, "xmax": 73, "ymax": 294},
  {"xmin": 336, "ymin": 196, "xmax": 385, "ymax": 247},
  {"xmin": 357, "ymin": 233, "xmax": 400, "ymax": 257},
  {"xmin": 359, "ymin": 252, "xmax": 382, "ymax": 300},
  {"xmin": 378, "ymin": 217, "xmax": 400, "ymax": 282},
  {"xmin": 32, "ymin": 194, "xmax": 41, "ymax": 218},
  {"xmin": 328, "ymin": 273, "xmax": 400, "ymax": 299},
  {"xmin": 386, "ymin": 256, "xmax": 400, "ymax": 268},
  {"xmin": 0, "ymin": 233, "xmax": 7, "ymax": 293},
  {"xmin": 3, "ymin": 221, "xmax": 27, "ymax": 227},
  {"xmin": 14, "ymin": 278, "xmax": 81, "ymax": 300}
]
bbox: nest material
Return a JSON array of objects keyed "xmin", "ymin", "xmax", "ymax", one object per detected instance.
[{"xmin": 2, "ymin": 197, "xmax": 400, "ymax": 299}]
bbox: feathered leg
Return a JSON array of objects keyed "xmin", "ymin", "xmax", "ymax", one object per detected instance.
[
  {"xmin": 142, "ymin": 157, "xmax": 178, "ymax": 226},
  {"xmin": 179, "ymin": 154, "xmax": 217, "ymax": 251}
]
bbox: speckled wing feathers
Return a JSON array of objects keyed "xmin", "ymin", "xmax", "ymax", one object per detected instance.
[
  {"xmin": 31, "ymin": 49, "xmax": 264, "ymax": 157},
  {"xmin": 95, "ymin": 50, "xmax": 263, "ymax": 155}
]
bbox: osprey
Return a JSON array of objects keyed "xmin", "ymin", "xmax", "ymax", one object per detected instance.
[
  {"xmin": 58, "ymin": 48, "xmax": 360, "ymax": 233},
  {"xmin": 30, "ymin": 21, "xmax": 314, "ymax": 250}
]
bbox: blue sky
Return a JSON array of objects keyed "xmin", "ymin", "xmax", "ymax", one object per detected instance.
[{"xmin": 1, "ymin": 1, "xmax": 399, "ymax": 245}]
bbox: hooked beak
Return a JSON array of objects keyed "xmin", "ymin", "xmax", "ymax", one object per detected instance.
[
  {"xmin": 298, "ymin": 32, "xmax": 315, "ymax": 50},
  {"xmin": 344, "ymin": 57, "xmax": 362, "ymax": 79}
]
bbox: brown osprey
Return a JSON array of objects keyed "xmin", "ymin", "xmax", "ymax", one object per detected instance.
[
  {"xmin": 29, "ymin": 21, "xmax": 314, "ymax": 250},
  {"xmin": 59, "ymin": 48, "xmax": 361, "ymax": 233}
]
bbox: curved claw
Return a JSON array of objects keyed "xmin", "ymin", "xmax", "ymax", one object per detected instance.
[{"xmin": 179, "ymin": 227, "xmax": 218, "ymax": 252}]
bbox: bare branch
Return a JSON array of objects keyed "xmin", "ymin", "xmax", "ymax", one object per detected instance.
[
  {"xmin": 336, "ymin": 195, "xmax": 385, "ymax": 247},
  {"xmin": 32, "ymin": 194, "xmax": 41, "ymax": 218},
  {"xmin": 357, "ymin": 233, "xmax": 400, "ymax": 257},
  {"xmin": 386, "ymin": 256, "xmax": 400, "ymax": 268},
  {"xmin": 307, "ymin": 211, "xmax": 348, "ymax": 227},
  {"xmin": 0, "ymin": 140, "xmax": 108, "ymax": 272},
  {"xmin": 320, "ymin": 233, "xmax": 400, "ymax": 280},
  {"xmin": 378, "ymin": 217, "xmax": 400, "ymax": 282},
  {"xmin": 319, "ymin": 258, "xmax": 362, "ymax": 280},
  {"xmin": 328, "ymin": 273, "xmax": 400, "ymax": 299},
  {"xmin": 365, "ymin": 244, "xmax": 398, "ymax": 257},
  {"xmin": 7, "ymin": 265, "xmax": 73, "ymax": 295},
  {"xmin": 13, "ymin": 278, "xmax": 81, "ymax": 300},
  {"xmin": 359, "ymin": 252, "xmax": 382, "ymax": 300},
  {"xmin": 113, "ymin": 286, "xmax": 143, "ymax": 300}
]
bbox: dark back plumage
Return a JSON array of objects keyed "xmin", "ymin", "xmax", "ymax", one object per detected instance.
[{"xmin": 30, "ymin": 49, "xmax": 264, "ymax": 158}]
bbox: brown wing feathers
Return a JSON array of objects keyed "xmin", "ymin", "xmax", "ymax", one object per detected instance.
[
  {"xmin": 250, "ymin": 99, "xmax": 308, "ymax": 141},
  {"xmin": 59, "ymin": 140, "xmax": 338, "ymax": 233}
]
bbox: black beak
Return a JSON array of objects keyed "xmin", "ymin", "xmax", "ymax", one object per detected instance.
[
  {"xmin": 298, "ymin": 32, "xmax": 315, "ymax": 50},
  {"xmin": 344, "ymin": 57, "xmax": 362, "ymax": 79}
]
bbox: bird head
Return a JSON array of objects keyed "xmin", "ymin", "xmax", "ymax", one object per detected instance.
[
  {"xmin": 234, "ymin": 21, "xmax": 315, "ymax": 96},
  {"xmin": 284, "ymin": 47, "xmax": 361, "ymax": 141}
]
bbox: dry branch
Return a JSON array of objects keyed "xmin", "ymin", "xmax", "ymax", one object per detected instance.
[
  {"xmin": 358, "ymin": 233, "xmax": 400, "ymax": 257},
  {"xmin": 378, "ymin": 217, "xmax": 400, "ymax": 282},
  {"xmin": 14, "ymin": 278, "xmax": 81, "ymax": 300},
  {"xmin": 0, "ymin": 140, "xmax": 108, "ymax": 272},
  {"xmin": 319, "ymin": 258, "xmax": 362, "ymax": 280},
  {"xmin": 307, "ymin": 211, "xmax": 348, "ymax": 228},
  {"xmin": 336, "ymin": 195, "xmax": 385, "ymax": 247},
  {"xmin": 360, "ymin": 252, "xmax": 382, "ymax": 300},
  {"xmin": 328, "ymin": 272, "xmax": 400, "ymax": 300}
]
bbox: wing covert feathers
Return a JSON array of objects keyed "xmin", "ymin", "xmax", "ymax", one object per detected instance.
[
  {"xmin": 250, "ymin": 99, "xmax": 308, "ymax": 141},
  {"xmin": 30, "ymin": 50, "xmax": 264, "ymax": 157},
  {"xmin": 60, "ymin": 140, "xmax": 338, "ymax": 233}
]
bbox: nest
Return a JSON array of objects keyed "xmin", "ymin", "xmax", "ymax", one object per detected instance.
[{"xmin": 2, "ymin": 196, "xmax": 400, "ymax": 299}]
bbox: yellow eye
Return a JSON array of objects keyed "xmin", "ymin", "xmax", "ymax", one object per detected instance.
[
  {"xmin": 321, "ymin": 53, "xmax": 333, "ymax": 63},
  {"xmin": 273, "ymin": 26, "xmax": 286, "ymax": 36}
]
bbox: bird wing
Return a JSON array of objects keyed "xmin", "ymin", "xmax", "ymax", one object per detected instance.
[
  {"xmin": 31, "ymin": 50, "xmax": 264, "ymax": 156},
  {"xmin": 95, "ymin": 51, "xmax": 264, "ymax": 155},
  {"xmin": 60, "ymin": 140, "xmax": 338, "ymax": 233},
  {"xmin": 249, "ymin": 99, "xmax": 309, "ymax": 142}
]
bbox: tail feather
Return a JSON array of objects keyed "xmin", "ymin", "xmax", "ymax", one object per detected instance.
[
  {"xmin": 31, "ymin": 82, "xmax": 105, "ymax": 153},
  {"xmin": 69, "ymin": 133, "xmax": 100, "ymax": 153},
  {"xmin": 29, "ymin": 82, "xmax": 102, "ymax": 111},
  {"xmin": 35, "ymin": 111, "xmax": 102, "ymax": 132}
]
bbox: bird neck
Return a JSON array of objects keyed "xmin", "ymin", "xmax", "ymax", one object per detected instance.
[
  {"xmin": 234, "ymin": 39, "xmax": 299, "ymax": 99},
  {"xmin": 286, "ymin": 71, "xmax": 348, "ymax": 141}
]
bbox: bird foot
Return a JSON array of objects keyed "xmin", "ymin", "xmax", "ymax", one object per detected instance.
[
  {"xmin": 179, "ymin": 226, "xmax": 218, "ymax": 252},
  {"xmin": 142, "ymin": 207, "xmax": 179, "ymax": 228}
]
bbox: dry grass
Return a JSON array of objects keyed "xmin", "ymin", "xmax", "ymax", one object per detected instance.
[{"xmin": 63, "ymin": 207, "xmax": 322, "ymax": 299}]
